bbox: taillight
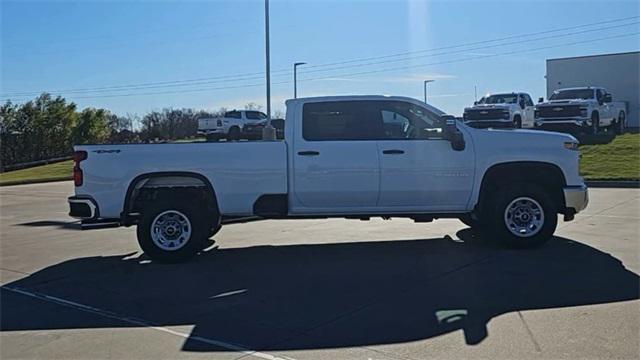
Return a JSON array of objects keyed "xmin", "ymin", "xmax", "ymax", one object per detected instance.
[{"xmin": 73, "ymin": 151, "xmax": 87, "ymax": 186}]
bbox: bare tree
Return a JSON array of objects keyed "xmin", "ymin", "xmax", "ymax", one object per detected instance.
[{"xmin": 244, "ymin": 102, "xmax": 262, "ymax": 111}]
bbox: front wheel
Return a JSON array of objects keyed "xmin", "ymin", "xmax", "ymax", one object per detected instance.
[
  {"xmin": 137, "ymin": 198, "xmax": 208, "ymax": 263},
  {"xmin": 590, "ymin": 113, "xmax": 600, "ymax": 135},
  {"xmin": 481, "ymin": 183, "xmax": 557, "ymax": 248},
  {"xmin": 616, "ymin": 112, "xmax": 626, "ymax": 135},
  {"xmin": 513, "ymin": 116, "xmax": 522, "ymax": 129}
]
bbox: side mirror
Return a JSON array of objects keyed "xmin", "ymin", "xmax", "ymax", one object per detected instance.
[
  {"xmin": 473, "ymin": 101, "xmax": 478, "ymax": 105},
  {"xmin": 443, "ymin": 116, "xmax": 465, "ymax": 151},
  {"xmin": 538, "ymin": 97, "xmax": 544, "ymax": 103},
  {"xmin": 519, "ymin": 100, "xmax": 525, "ymax": 109}
]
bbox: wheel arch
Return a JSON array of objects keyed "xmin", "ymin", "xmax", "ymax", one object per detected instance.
[
  {"xmin": 475, "ymin": 161, "xmax": 567, "ymax": 216},
  {"xmin": 121, "ymin": 171, "xmax": 219, "ymax": 225},
  {"xmin": 618, "ymin": 110, "xmax": 626, "ymax": 120}
]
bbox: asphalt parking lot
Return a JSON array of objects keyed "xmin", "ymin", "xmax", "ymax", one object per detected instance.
[{"xmin": 0, "ymin": 181, "xmax": 638, "ymax": 360}]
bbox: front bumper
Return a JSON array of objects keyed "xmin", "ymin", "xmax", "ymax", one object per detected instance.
[
  {"xmin": 534, "ymin": 117, "xmax": 590, "ymax": 129},
  {"xmin": 464, "ymin": 119, "xmax": 513, "ymax": 129},
  {"xmin": 197, "ymin": 129, "xmax": 224, "ymax": 135},
  {"xmin": 68, "ymin": 196, "xmax": 98, "ymax": 219},
  {"xmin": 563, "ymin": 185, "xmax": 589, "ymax": 218}
]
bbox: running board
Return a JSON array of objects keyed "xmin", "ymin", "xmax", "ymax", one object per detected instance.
[{"xmin": 81, "ymin": 220, "xmax": 121, "ymax": 230}]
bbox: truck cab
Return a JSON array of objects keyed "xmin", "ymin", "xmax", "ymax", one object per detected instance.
[{"xmin": 463, "ymin": 92, "xmax": 535, "ymax": 129}]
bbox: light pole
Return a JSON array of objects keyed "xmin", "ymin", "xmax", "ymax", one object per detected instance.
[
  {"xmin": 262, "ymin": 0, "xmax": 276, "ymax": 141},
  {"xmin": 423, "ymin": 80, "xmax": 434, "ymax": 103},
  {"xmin": 294, "ymin": 62, "xmax": 306, "ymax": 99}
]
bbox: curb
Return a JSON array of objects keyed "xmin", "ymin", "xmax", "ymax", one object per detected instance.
[
  {"xmin": 0, "ymin": 177, "xmax": 72, "ymax": 187},
  {"xmin": 585, "ymin": 181, "xmax": 640, "ymax": 188}
]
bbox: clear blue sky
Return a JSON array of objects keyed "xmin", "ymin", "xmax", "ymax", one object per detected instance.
[{"xmin": 2, "ymin": 0, "xmax": 639, "ymax": 118}]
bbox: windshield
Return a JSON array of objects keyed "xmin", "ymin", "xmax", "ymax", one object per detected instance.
[
  {"xmin": 477, "ymin": 94, "xmax": 517, "ymax": 104},
  {"xmin": 550, "ymin": 89, "xmax": 594, "ymax": 100}
]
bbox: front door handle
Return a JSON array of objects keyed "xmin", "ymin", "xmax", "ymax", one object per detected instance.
[
  {"xmin": 298, "ymin": 150, "xmax": 320, "ymax": 156},
  {"xmin": 382, "ymin": 149, "xmax": 405, "ymax": 155}
]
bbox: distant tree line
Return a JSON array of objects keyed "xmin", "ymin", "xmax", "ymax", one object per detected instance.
[{"xmin": 0, "ymin": 93, "xmax": 232, "ymax": 169}]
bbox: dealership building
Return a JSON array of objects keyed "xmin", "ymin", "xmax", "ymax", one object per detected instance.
[{"xmin": 546, "ymin": 51, "xmax": 640, "ymax": 128}]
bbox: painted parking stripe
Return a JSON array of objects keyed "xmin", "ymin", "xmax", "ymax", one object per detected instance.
[{"xmin": 1, "ymin": 284, "xmax": 290, "ymax": 360}]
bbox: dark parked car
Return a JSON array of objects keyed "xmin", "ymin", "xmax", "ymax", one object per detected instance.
[{"xmin": 242, "ymin": 118, "xmax": 284, "ymax": 140}]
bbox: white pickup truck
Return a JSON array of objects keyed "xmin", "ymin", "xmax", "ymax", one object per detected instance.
[
  {"xmin": 463, "ymin": 92, "xmax": 535, "ymax": 129},
  {"xmin": 69, "ymin": 95, "xmax": 588, "ymax": 262},
  {"xmin": 535, "ymin": 87, "xmax": 627, "ymax": 134},
  {"xmin": 197, "ymin": 110, "xmax": 268, "ymax": 140}
]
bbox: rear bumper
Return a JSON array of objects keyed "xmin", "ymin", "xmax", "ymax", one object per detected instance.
[
  {"xmin": 68, "ymin": 196, "xmax": 98, "ymax": 220},
  {"xmin": 563, "ymin": 184, "xmax": 589, "ymax": 217}
]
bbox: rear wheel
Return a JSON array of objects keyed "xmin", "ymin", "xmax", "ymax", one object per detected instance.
[
  {"xmin": 137, "ymin": 197, "xmax": 209, "ymax": 263},
  {"xmin": 481, "ymin": 183, "xmax": 557, "ymax": 248},
  {"xmin": 228, "ymin": 126, "xmax": 241, "ymax": 141}
]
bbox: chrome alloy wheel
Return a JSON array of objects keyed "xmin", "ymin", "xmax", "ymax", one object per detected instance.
[
  {"xmin": 503, "ymin": 197, "xmax": 545, "ymax": 238},
  {"xmin": 150, "ymin": 210, "xmax": 192, "ymax": 251}
]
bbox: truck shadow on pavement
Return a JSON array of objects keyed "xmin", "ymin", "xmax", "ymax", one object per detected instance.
[{"xmin": 1, "ymin": 232, "xmax": 639, "ymax": 352}]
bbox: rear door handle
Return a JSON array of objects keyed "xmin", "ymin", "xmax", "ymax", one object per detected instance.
[
  {"xmin": 298, "ymin": 151, "xmax": 320, "ymax": 156},
  {"xmin": 382, "ymin": 149, "xmax": 405, "ymax": 155}
]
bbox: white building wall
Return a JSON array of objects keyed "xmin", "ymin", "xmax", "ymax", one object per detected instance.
[{"xmin": 546, "ymin": 51, "xmax": 640, "ymax": 127}]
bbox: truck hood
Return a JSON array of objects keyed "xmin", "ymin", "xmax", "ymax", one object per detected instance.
[
  {"xmin": 464, "ymin": 125, "xmax": 578, "ymax": 145},
  {"xmin": 538, "ymin": 99, "xmax": 592, "ymax": 107},
  {"xmin": 465, "ymin": 104, "xmax": 510, "ymax": 111}
]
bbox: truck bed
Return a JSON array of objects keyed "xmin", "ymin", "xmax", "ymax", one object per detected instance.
[{"xmin": 74, "ymin": 142, "xmax": 288, "ymax": 219}]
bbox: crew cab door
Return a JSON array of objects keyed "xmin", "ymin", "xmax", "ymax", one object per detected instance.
[
  {"xmin": 375, "ymin": 101, "xmax": 475, "ymax": 211},
  {"xmin": 291, "ymin": 101, "xmax": 380, "ymax": 210},
  {"xmin": 597, "ymin": 89, "xmax": 614, "ymax": 125},
  {"xmin": 521, "ymin": 94, "xmax": 535, "ymax": 128}
]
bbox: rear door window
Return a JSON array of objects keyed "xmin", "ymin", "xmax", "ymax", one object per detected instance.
[
  {"xmin": 302, "ymin": 101, "xmax": 382, "ymax": 141},
  {"xmin": 246, "ymin": 111, "xmax": 267, "ymax": 120},
  {"xmin": 224, "ymin": 111, "xmax": 242, "ymax": 119}
]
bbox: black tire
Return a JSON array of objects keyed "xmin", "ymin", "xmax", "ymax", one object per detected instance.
[
  {"xmin": 459, "ymin": 214, "xmax": 482, "ymax": 229},
  {"xmin": 513, "ymin": 116, "xmax": 522, "ymax": 129},
  {"xmin": 208, "ymin": 224, "xmax": 221, "ymax": 238},
  {"xmin": 136, "ymin": 196, "xmax": 209, "ymax": 263},
  {"xmin": 590, "ymin": 112, "xmax": 599, "ymax": 135},
  {"xmin": 616, "ymin": 111, "xmax": 626, "ymax": 135},
  {"xmin": 481, "ymin": 183, "xmax": 557, "ymax": 249},
  {"xmin": 228, "ymin": 127, "xmax": 241, "ymax": 141}
]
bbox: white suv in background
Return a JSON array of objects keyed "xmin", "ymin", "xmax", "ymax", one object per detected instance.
[
  {"xmin": 463, "ymin": 92, "xmax": 535, "ymax": 129},
  {"xmin": 198, "ymin": 110, "xmax": 268, "ymax": 140}
]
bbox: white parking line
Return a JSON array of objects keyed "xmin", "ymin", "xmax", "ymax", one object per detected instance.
[{"xmin": 1, "ymin": 284, "xmax": 290, "ymax": 360}]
